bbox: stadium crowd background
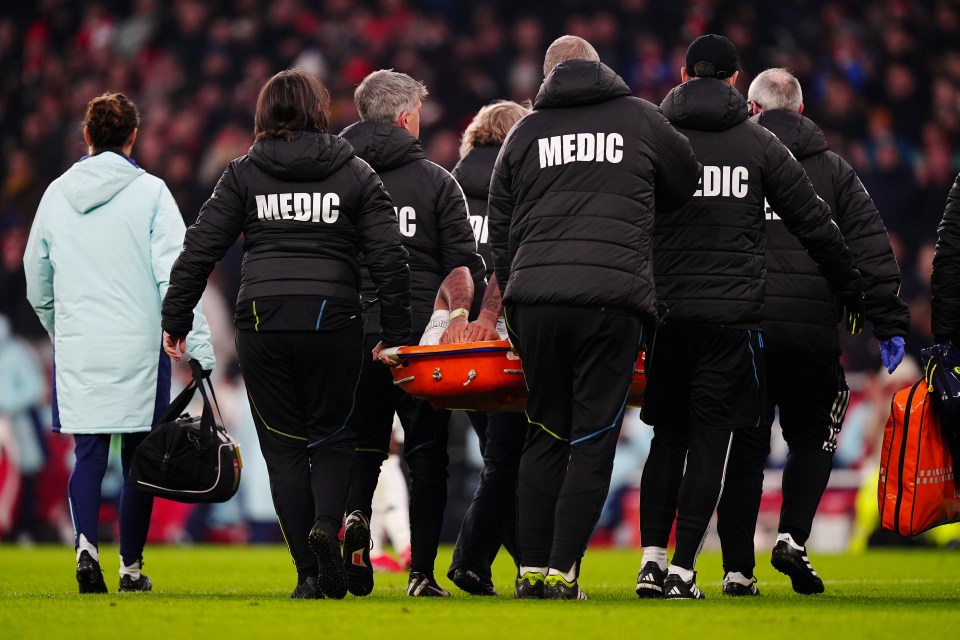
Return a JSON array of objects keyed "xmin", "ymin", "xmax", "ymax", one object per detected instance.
[{"xmin": 1, "ymin": 0, "xmax": 958, "ymax": 550}]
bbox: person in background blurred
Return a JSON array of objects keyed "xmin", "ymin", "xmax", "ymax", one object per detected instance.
[
  {"xmin": 445, "ymin": 100, "xmax": 531, "ymax": 597},
  {"xmin": 716, "ymin": 68, "xmax": 910, "ymax": 597},
  {"xmin": 340, "ymin": 69, "xmax": 485, "ymax": 598},
  {"xmin": 161, "ymin": 68, "xmax": 411, "ymax": 600},
  {"xmin": 23, "ymin": 92, "xmax": 216, "ymax": 593}
]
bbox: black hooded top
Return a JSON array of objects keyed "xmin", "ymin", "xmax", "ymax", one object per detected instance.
[
  {"xmin": 755, "ymin": 109, "xmax": 909, "ymax": 354},
  {"xmin": 162, "ymin": 130, "xmax": 412, "ymax": 346},
  {"xmin": 340, "ymin": 121, "xmax": 486, "ymax": 336},
  {"xmin": 452, "ymin": 144, "xmax": 501, "ymax": 278},
  {"xmin": 653, "ymin": 78, "xmax": 862, "ymax": 328},
  {"xmin": 932, "ymin": 172, "xmax": 960, "ymax": 342},
  {"xmin": 487, "ymin": 60, "xmax": 699, "ymax": 321}
]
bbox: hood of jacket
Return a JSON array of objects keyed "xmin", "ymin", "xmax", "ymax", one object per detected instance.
[
  {"xmin": 339, "ymin": 121, "xmax": 424, "ymax": 172},
  {"xmin": 248, "ymin": 130, "xmax": 355, "ymax": 182},
  {"xmin": 660, "ymin": 78, "xmax": 749, "ymax": 132},
  {"xmin": 534, "ymin": 60, "xmax": 632, "ymax": 109},
  {"xmin": 60, "ymin": 152, "xmax": 145, "ymax": 214},
  {"xmin": 752, "ymin": 109, "xmax": 829, "ymax": 161},
  {"xmin": 455, "ymin": 145, "xmax": 500, "ymax": 199}
]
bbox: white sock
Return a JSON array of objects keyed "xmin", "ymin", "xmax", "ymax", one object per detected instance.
[
  {"xmin": 667, "ymin": 564, "xmax": 694, "ymax": 582},
  {"xmin": 641, "ymin": 546, "xmax": 668, "ymax": 571},
  {"xmin": 76, "ymin": 534, "xmax": 98, "ymax": 563},
  {"xmin": 777, "ymin": 532, "xmax": 804, "ymax": 551},
  {"xmin": 547, "ymin": 563, "xmax": 577, "ymax": 582},
  {"xmin": 519, "ymin": 565, "xmax": 547, "ymax": 577},
  {"xmin": 120, "ymin": 557, "xmax": 141, "ymax": 580},
  {"xmin": 724, "ymin": 571, "xmax": 752, "ymax": 585}
]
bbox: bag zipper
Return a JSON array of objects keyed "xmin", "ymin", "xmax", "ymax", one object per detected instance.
[{"xmin": 893, "ymin": 381, "xmax": 922, "ymax": 532}]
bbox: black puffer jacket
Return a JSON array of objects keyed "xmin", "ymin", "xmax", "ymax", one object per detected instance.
[
  {"xmin": 340, "ymin": 121, "xmax": 486, "ymax": 336},
  {"xmin": 932, "ymin": 173, "xmax": 960, "ymax": 341},
  {"xmin": 452, "ymin": 144, "xmax": 501, "ymax": 278},
  {"xmin": 162, "ymin": 130, "xmax": 412, "ymax": 345},
  {"xmin": 756, "ymin": 109, "xmax": 909, "ymax": 354},
  {"xmin": 653, "ymin": 78, "xmax": 862, "ymax": 328},
  {"xmin": 487, "ymin": 60, "xmax": 699, "ymax": 322}
]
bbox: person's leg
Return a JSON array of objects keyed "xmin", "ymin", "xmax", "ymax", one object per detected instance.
[
  {"xmin": 548, "ymin": 309, "xmax": 641, "ymax": 584},
  {"xmin": 70, "ymin": 433, "xmax": 111, "ymax": 593}
]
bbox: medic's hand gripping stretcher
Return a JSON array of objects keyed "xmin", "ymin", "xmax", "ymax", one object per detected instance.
[{"xmin": 381, "ymin": 340, "xmax": 646, "ymax": 412}]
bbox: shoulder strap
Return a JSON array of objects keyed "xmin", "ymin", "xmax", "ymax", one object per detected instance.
[{"xmin": 188, "ymin": 359, "xmax": 225, "ymax": 440}]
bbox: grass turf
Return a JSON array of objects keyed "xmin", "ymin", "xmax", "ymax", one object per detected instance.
[{"xmin": 2, "ymin": 545, "xmax": 960, "ymax": 639}]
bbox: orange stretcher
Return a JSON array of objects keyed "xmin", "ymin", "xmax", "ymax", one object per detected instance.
[{"xmin": 383, "ymin": 340, "xmax": 646, "ymax": 412}]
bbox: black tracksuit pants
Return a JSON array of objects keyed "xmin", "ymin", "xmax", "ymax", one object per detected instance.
[
  {"xmin": 448, "ymin": 410, "xmax": 526, "ymax": 581},
  {"xmin": 507, "ymin": 303, "xmax": 642, "ymax": 573},
  {"xmin": 717, "ymin": 353, "xmax": 848, "ymax": 576},
  {"xmin": 640, "ymin": 324, "xmax": 765, "ymax": 571},
  {"xmin": 345, "ymin": 334, "xmax": 451, "ymax": 577},
  {"xmin": 236, "ymin": 325, "xmax": 363, "ymax": 581}
]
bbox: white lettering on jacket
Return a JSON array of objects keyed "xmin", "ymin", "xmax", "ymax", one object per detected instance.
[
  {"xmin": 397, "ymin": 206, "xmax": 416, "ymax": 237},
  {"xmin": 469, "ymin": 215, "xmax": 488, "ymax": 244},
  {"xmin": 255, "ymin": 193, "xmax": 340, "ymax": 223},
  {"xmin": 693, "ymin": 166, "xmax": 749, "ymax": 198},
  {"xmin": 538, "ymin": 133, "xmax": 624, "ymax": 168}
]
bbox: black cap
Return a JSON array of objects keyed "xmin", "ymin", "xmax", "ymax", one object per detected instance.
[{"xmin": 685, "ymin": 34, "xmax": 739, "ymax": 79}]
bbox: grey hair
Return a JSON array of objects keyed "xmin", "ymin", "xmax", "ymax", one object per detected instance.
[
  {"xmin": 543, "ymin": 35, "xmax": 600, "ymax": 77},
  {"xmin": 747, "ymin": 68, "xmax": 803, "ymax": 112},
  {"xmin": 354, "ymin": 69, "xmax": 429, "ymax": 124}
]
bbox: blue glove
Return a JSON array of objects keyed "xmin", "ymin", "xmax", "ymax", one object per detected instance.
[{"xmin": 880, "ymin": 336, "xmax": 905, "ymax": 374}]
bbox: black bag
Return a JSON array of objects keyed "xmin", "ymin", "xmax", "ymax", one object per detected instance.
[
  {"xmin": 921, "ymin": 342, "xmax": 960, "ymax": 462},
  {"xmin": 130, "ymin": 360, "xmax": 242, "ymax": 503}
]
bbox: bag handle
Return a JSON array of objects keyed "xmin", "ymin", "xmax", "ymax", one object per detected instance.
[
  {"xmin": 155, "ymin": 370, "xmax": 200, "ymax": 425},
  {"xmin": 188, "ymin": 359, "xmax": 225, "ymax": 441}
]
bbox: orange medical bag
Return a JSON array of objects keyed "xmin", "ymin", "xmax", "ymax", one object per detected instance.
[{"xmin": 878, "ymin": 380, "xmax": 960, "ymax": 536}]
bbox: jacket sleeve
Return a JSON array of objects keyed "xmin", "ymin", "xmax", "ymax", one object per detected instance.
[
  {"xmin": 23, "ymin": 190, "xmax": 55, "ymax": 338},
  {"xmin": 353, "ymin": 160, "xmax": 412, "ymax": 347},
  {"xmin": 151, "ymin": 183, "xmax": 216, "ymax": 371},
  {"xmin": 832, "ymin": 154, "xmax": 910, "ymax": 339},
  {"xmin": 488, "ymin": 143, "xmax": 515, "ymax": 292},
  {"xmin": 436, "ymin": 171, "xmax": 487, "ymax": 288},
  {"xmin": 649, "ymin": 108, "xmax": 700, "ymax": 213},
  {"xmin": 932, "ymin": 172, "xmax": 960, "ymax": 340},
  {"xmin": 762, "ymin": 137, "xmax": 862, "ymax": 301},
  {"xmin": 161, "ymin": 164, "xmax": 245, "ymax": 339}
]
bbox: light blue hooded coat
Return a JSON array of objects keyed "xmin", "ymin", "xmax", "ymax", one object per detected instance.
[{"xmin": 23, "ymin": 152, "xmax": 215, "ymax": 434}]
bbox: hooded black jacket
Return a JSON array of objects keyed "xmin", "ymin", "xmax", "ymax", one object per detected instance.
[
  {"xmin": 932, "ymin": 173, "xmax": 960, "ymax": 341},
  {"xmin": 487, "ymin": 60, "xmax": 699, "ymax": 321},
  {"xmin": 653, "ymin": 78, "xmax": 862, "ymax": 328},
  {"xmin": 340, "ymin": 121, "xmax": 486, "ymax": 336},
  {"xmin": 452, "ymin": 144, "xmax": 501, "ymax": 278},
  {"xmin": 755, "ymin": 109, "xmax": 909, "ymax": 354},
  {"xmin": 162, "ymin": 130, "xmax": 412, "ymax": 346}
]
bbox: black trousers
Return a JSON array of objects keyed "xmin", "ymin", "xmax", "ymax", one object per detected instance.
[
  {"xmin": 508, "ymin": 303, "xmax": 642, "ymax": 572},
  {"xmin": 639, "ymin": 324, "xmax": 763, "ymax": 571},
  {"xmin": 448, "ymin": 410, "xmax": 526, "ymax": 581},
  {"xmin": 345, "ymin": 334, "xmax": 451, "ymax": 576},
  {"xmin": 236, "ymin": 326, "xmax": 363, "ymax": 579},
  {"xmin": 717, "ymin": 353, "xmax": 848, "ymax": 575}
]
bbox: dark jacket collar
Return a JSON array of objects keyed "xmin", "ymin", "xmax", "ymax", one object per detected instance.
[
  {"xmin": 339, "ymin": 121, "xmax": 424, "ymax": 172},
  {"xmin": 752, "ymin": 109, "xmax": 829, "ymax": 160},
  {"xmin": 534, "ymin": 60, "xmax": 633, "ymax": 110},
  {"xmin": 660, "ymin": 78, "xmax": 749, "ymax": 132},
  {"xmin": 248, "ymin": 130, "xmax": 355, "ymax": 181}
]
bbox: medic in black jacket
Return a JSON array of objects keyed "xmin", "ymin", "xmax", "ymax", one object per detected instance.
[
  {"xmin": 716, "ymin": 68, "xmax": 910, "ymax": 598},
  {"xmin": 488, "ymin": 36, "xmax": 699, "ymax": 600},
  {"xmin": 338, "ymin": 69, "xmax": 486, "ymax": 599},
  {"xmin": 636, "ymin": 36, "xmax": 864, "ymax": 601},
  {"xmin": 162, "ymin": 70, "xmax": 411, "ymax": 600},
  {"xmin": 933, "ymin": 173, "xmax": 960, "ymax": 343}
]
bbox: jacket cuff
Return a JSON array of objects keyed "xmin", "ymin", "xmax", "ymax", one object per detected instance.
[{"xmin": 161, "ymin": 317, "xmax": 193, "ymax": 337}]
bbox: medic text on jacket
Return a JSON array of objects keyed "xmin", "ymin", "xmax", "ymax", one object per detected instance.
[
  {"xmin": 255, "ymin": 192, "xmax": 340, "ymax": 222},
  {"xmin": 537, "ymin": 133, "xmax": 624, "ymax": 168},
  {"xmin": 693, "ymin": 166, "xmax": 749, "ymax": 198}
]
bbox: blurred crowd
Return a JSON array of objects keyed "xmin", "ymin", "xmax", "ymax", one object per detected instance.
[{"xmin": 1, "ymin": 0, "xmax": 959, "ymax": 549}]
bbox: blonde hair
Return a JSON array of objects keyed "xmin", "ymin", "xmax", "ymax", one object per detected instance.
[{"xmin": 460, "ymin": 100, "xmax": 531, "ymax": 158}]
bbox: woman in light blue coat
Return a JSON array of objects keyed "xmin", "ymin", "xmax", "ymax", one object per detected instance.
[{"xmin": 24, "ymin": 92, "xmax": 215, "ymax": 594}]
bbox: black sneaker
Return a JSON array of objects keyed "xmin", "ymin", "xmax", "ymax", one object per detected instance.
[
  {"xmin": 663, "ymin": 572, "xmax": 704, "ymax": 600},
  {"xmin": 635, "ymin": 561, "xmax": 666, "ymax": 598},
  {"xmin": 119, "ymin": 573, "xmax": 153, "ymax": 593},
  {"xmin": 451, "ymin": 568, "xmax": 497, "ymax": 596},
  {"xmin": 543, "ymin": 574, "xmax": 588, "ymax": 600},
  {"xmin": 771, "ymin": 540, "xmax": 824, "ymax": 595},
  {"xmin": 307, "ymin": 524, "xmax": 348, "ymax": 599},
  {"xmin": 289, "ymin": 576, "xmax": 322, "ymax": 599},
  {"xmin": 722, "ymin": 571, "xmax": 759, "ymax": 596},
  {"xmin": 407, "ymin": 572, "xmax": 450, "ymax": 597},
  {"xmin": 342, "ymin": 511, "xmax": 374, "ymax": 597},
  {"xmin": 76, "ymin": 551, "xmax": 107, "ymax": 594},
  {"xmin": 514, "ymin": 571, "xmax": 545, "ymax": 599}
]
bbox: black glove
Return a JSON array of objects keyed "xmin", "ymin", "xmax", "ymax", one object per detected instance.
[{"xmin": 839, "ymin": 292, "xmax": 865, "ymax": 336}]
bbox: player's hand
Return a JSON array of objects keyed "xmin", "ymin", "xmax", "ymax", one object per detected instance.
[
  {"xmin": 373, "ymin": 340, "xmax": 402, "ymax": 367},
  {"xmin": 163, "ymin": 331, "xmax": 187, "ymax": 362},
  {"xmin": 440, "ymin": 315, "xmax": 470, "ymax": 344},
  {"xmin": 461, "ymin": 319, "xmax": 500, "ymax": 343}
]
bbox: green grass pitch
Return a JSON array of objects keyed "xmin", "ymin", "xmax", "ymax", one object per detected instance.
[{"xmin": 2, "ymin": 545, "xmax": 960, "ymax": 639}]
